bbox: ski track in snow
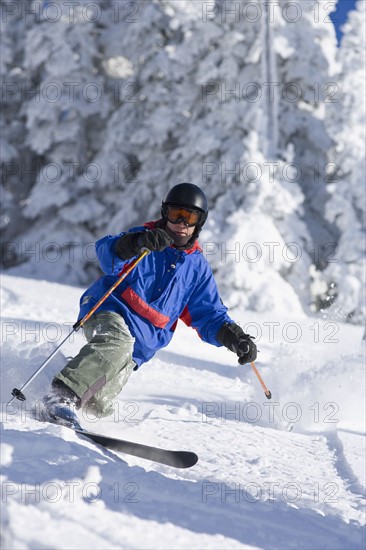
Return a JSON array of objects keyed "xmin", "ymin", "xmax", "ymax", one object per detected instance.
[
  {"xmin": 325, "ymin": 431, "xmax": 366, "ymax": 499},
  {"xmin": 1, "ymin": 275, "xmax": 365, "ymax": 550}
]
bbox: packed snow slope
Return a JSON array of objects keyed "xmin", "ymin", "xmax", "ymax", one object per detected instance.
[{"xmin": 1, "ymin": 274, "xmax": 365, "ymax": 550}]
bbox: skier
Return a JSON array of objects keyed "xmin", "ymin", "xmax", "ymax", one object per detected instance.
[{"xmin": 40, "ymin": 183, "xmax": 257, "ymax": 426}]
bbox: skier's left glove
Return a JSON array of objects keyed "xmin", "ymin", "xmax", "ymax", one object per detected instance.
[
  {"xmin": 216, "ymin": 322, "xmax": 257, "ymax": 365},
  {"xmin": 115, "ymin": 229, "xmax": 173, "ymax": 260}
]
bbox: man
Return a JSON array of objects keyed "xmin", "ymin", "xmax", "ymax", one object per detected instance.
[{"xmin": 41, "ymin": 183, "xmax": 257, "ymax": 426}]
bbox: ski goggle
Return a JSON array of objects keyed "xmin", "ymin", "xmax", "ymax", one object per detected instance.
[{"xmin": 165, "ymin": 206, "xmax": 202, "ymax": 227}]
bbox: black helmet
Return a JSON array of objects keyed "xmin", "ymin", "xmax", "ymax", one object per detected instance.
[{"xmin": 161, "ymin": 183, "xmax": 208, "ymax": 226}]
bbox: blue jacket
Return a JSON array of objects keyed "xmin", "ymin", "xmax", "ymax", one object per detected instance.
[{"xmin": 78, "ymin": 222, "xmax": 232, "ymax": 367}]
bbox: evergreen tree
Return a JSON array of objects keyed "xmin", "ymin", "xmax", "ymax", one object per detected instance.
[
  {"xmin": 323, "ymin": 0, "xmax": 366, "ymax": 323},
  {"xmin": 273, "ymin": 0, "xmax": 339, "ymax": 249},
  {"xmin": 10, "ymin": 0, "xmax": 113, "ymax": 283},
  {"xmin": 0, "ymin": 0, "xmax": 35, "ymax": 259}
]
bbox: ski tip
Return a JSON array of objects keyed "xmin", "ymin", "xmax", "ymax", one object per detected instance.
[
  {"xmin": 74, "ymin": 429, "xmax": 199, "ymax": 469},
  {"xmin": 177, "ymin": 452, "xmax": 199, "ymax": 469}
]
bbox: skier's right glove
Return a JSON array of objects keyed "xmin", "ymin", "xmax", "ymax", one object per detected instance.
[
  {"xmin": 216, "ymin": 322, "xmax": 257, "ymax": 365},
  {"xmin": 115, "ymin": 228, "xmax": 174, "ymax": 260}
]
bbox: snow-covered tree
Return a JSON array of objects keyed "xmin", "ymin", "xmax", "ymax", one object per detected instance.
[
  {"xmin": 0, "ymin": 0, "xmax": 36, "ymax": 256},
  {"xmin": 7, "ymin": 0, "xmax": 115, "ymax": 283},
  {"xmin": 322, "ymin": 0, "xmax": 366, "ymax": 324},
  {"xmin": 272, "ymin": 0, "xmax": 339, "ymax": 247}
]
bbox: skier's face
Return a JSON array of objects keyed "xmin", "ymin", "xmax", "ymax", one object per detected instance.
[{"xmin": 165, "ymin": 219, "xmax": 196, "ymax": 247}]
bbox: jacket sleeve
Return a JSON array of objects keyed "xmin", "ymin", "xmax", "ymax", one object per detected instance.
[
  {"xmin": 181, "ymin": 259, "xmax": 232, "ymax": 347},
  {"xmin": 95, "ymin": 227, "xmax": 144, "ymax": 275}
]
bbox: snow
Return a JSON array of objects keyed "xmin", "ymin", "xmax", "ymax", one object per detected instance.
[{"xmin": 1, "ymin": 274, "xmax": 365, "ymax": 550}]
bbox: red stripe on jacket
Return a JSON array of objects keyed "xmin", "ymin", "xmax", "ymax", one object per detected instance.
[
  {"xmin": 121, "ymin": 288, "xmax": 170, "ymax": 329},
  {"xmin": 180, "ymin": 305, "xmax": 202, "ymax": 339},
  {"xmin": 180, "ymin": 305, "xmax": 192, "ymax": 326}
]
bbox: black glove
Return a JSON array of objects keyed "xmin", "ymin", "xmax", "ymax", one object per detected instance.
[
  {"xmin": 138, "ymin": 228, "xmax": 174, "ymax": 252},
  {"xmin": 216, "ymin": 322, "xmax": 257, "ymax": 365},
  {"xmin": 115, "ymin": 229, "xmax": 174, "ymax": 260}
]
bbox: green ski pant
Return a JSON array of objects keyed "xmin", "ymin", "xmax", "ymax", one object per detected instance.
[{"xmin": 55, "ymin": 311, "xmax": 136, "ymax": 416}]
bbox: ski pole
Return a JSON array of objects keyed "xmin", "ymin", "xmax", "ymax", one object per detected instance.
[
  {"xmin": 9, "ymin": 249, "xmax": 150, "ymax": 404},
  {"xmin": 250, "ymin": 361, "xmax": 272, "ymax": 399}
]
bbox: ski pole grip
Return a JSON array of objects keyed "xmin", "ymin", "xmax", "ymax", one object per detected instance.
[{"xmin": 11, "ymin": 388, "xmax": 26, "ymax": 401}]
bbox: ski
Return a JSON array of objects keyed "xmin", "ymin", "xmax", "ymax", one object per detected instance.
[
  {"xmin": 12, "ymin": 398, "xmax": 198, "ymax": 469},
  {"xmin": 74, "ymin": 427, "xmax": 199, "ymax": 469}
]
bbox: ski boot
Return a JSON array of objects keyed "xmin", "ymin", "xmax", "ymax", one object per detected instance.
[{"xmin": 38, "ymin": 386, "xmax": 82, "ymax": 429}]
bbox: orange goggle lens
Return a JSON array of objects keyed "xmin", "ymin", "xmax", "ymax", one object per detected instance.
[{"xmin": 166, "ymin": 206, "xmax": 201, "ymax": 226}]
